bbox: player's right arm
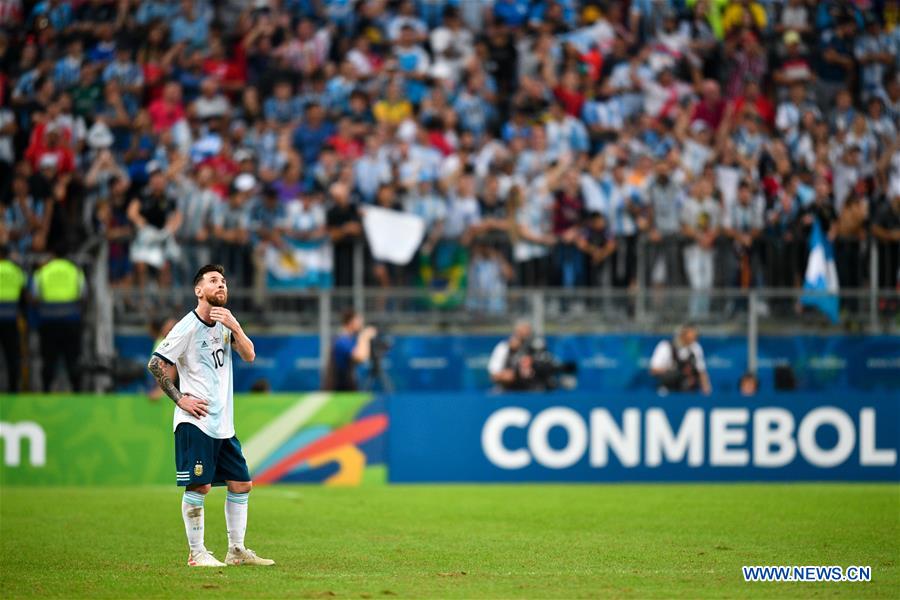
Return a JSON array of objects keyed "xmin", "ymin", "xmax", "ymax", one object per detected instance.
[
  {"xmin": 147, "ymin": 355, "xmax": 209, "ymax": 417},
  {"xmin": 147, "ymin": 320, "xmax": 208, "ymax": 417}
]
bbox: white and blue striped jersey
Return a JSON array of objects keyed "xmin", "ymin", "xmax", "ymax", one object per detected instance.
[{"xmin": 155, "ymin": 310, "xmax": 234, "ymax": 439}]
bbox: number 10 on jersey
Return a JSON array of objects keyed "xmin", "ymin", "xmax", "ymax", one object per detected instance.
[{"xmin": 211, "ymin": 348, "xmax": 226, "ymax": 368}]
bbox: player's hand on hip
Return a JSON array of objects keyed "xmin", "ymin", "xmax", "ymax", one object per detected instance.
[
  {"xmin": 177, "ymin": 394, "xmax": 209, "ymax": 418},
  {"xmin": 209, "ymin": 307, "xmax": 238, "ymax": 330}
]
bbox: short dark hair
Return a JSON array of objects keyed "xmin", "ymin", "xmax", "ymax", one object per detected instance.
[
  {"xmin": 341, "ymin": 309, "xmax": 358, "ymax": 326},
  {"xmin": 193, "ymin": 264, "xmax": 225, "ymax": 287}
]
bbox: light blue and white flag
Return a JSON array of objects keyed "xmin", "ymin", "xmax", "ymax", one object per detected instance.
[
  {"xmin": 800, "ymin": 218, "xmax": 840, "ymax": 323},
  {"xmin": 265, "ymin": 238, "xmax": 333, "ymax": 290}
]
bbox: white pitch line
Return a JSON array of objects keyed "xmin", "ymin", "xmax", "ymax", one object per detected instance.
[{"xmin": 242, "ymin": 392, "xmax": 332, "ymax": 471}]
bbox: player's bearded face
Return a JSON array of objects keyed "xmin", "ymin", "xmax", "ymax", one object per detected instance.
[
  {"xmin": 206, "ymin": 287, "xmax": 228, "ymax": 306},
  {"xmin": 197, "ymin": 275, "xmax": 228, "ymax": 306}
]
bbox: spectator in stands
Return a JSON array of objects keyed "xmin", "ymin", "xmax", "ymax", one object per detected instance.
[
  {"xmin": 127, "ymin": 162, "xmax": 182, "ymax": 294},
  {"xmin": 5, "ymin": 175, "xmax": 42, "ymax": 259},
  {"xmin": 327, "ymin": 181, "xmax": 362, "ymax": 288},
  {"xmin": 0, "ymin": 89, "xmax": 16, "ymax": 195},
  {"xmin": 467, "ymin": 242, "xmax": 513, "ymax": 315},
  {"xmin": 854, "ymin": 15, "xmax": 893, "ymax": 102},
  {"xmin": 816, "ymin": 17, "xmax": 857, "ymax": 109},
  {"xmin": 872, "ymin": 185, "xmax": 900, "ymax": 313},
  {"xmin": 834, "ymin": 185, "xmax": 869, "ymax": 312},
  {"xmin": 293, "ymin": 103, "xmax": 335, "ymax": 167},
  {"xmin": 646, "ymin": 159, "xmax": 683, "ymax": 291},
  {"xmin": 96, "ymin": 175, "xmax": 133, "ymax": 287},
  {"xmin": 0, "ymin": 0, "xmax": 896, "ymax": 334},
  {"xmin": 174, "ymin": 163, "xmax": 216, "ymax": 278},
  {"xmin": 723, "ymin": 179, "xmax": 764, "ymax": 293},
  {"xmin": 552, "ymin": 167, "xmax": 587, "ymax": 289},
  {"xmin": 606, "ymin": 158, "xmax": 643, "ymax": 294},
  {"xmin": 212, "ymin": 173, "xmax": 253, "ymax": 288},
  {"xmin": 681, "ymin": 175, "xmax": 720, "ymax": 318},
  {"xmin": 772, "ymin": 30, "xmax": 814, "ymax": 95},
  {"xmin": 249, "ymin": 184, "xmax": 288, "ymax": 310},
  {"xmin": 576, "ymin": 210, "xmax": 616, "ymax": 295}
]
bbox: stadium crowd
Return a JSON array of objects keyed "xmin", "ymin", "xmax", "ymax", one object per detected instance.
[{"xmin": 1, "ymin": 0, "xmax": 900, "ymax": 318}]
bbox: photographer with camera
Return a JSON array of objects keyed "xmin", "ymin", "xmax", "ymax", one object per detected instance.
[
  {"xmin": 488, "ymin": 321, "xmax": 576, "ymax": 392},
  {"xmin": 649, "ymin": 323, "xmax": 712, "ymax": 395},
  {"xmin": 325, "ymin": 310, "xmax": 377, "ymax": 392}
]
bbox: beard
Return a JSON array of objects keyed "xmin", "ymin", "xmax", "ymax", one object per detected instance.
[{"xmin": 205, "ymin": 290, "xmax": 227, "ymax": 307}]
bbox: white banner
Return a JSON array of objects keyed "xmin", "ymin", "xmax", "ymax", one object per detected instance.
[{"xmin": 362, "ymin": 206, "xmax": 426, "ymax": 265}]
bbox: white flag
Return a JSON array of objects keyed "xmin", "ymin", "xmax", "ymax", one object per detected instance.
[{"xmin": 362, "ymin": 205, "xmax": 426, "ymax": 265}]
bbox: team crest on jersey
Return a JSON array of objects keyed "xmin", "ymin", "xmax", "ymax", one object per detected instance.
[
  {"xmin": 223, "ymin": 333, "xmax": 229, "ymax": 345},
  {"xmin": 194, "ymin": 462, "xmax": 203, "ymax": 476}
]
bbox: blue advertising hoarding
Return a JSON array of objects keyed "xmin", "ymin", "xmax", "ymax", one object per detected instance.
[
  {"xmin": 115, "ymin": 333, "xmax": 900, "ymax": 394},
  {"xmin": 387, "ymin": 393, "xmax": 900, "ymax": 483}
]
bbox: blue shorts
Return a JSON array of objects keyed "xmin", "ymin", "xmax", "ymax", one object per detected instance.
[{"xmin": 174, "ymin": 423, "xmax": 251, "ymax": 487}]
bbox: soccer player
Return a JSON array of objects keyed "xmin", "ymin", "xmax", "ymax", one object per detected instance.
[{"xmin": 148, "ymin": 264, "xmax": 274, "ymax": 567}]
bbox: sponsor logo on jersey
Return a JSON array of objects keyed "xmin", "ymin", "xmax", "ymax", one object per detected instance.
[{"xmin": 201, "ymin": 341, "xmax": 208, "ymax": 348}]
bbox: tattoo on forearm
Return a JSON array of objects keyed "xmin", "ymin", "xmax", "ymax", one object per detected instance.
[{"xmin": 148, "ymin": 356, "xmax": 183, "ymax": 403}]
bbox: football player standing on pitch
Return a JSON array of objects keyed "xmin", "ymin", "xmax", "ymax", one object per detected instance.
[{"xmin": 148, "ymin": 264, "xmax": 275, "ymax": 567}]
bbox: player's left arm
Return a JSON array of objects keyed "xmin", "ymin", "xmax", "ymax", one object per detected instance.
[{"xmin": 209, "ymin": 307, "xmax": 256, "ymax": 362}]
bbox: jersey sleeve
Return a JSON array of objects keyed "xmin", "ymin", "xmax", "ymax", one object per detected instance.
[{"xmin": 153, "ymin": 320, "xmax": 192, "ymax": 365}]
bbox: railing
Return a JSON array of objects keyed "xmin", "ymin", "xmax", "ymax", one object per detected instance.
[
  {"xmin": 104, "ymin": 230, "xmax": 900, "ymax": 329},
  {"xmin": 79, "ymin": 231, "xmax": 900, "ymax": 391},
  {"xmin": 110, "ymin": 285, "xmax": 900, "ymax": 332},
  {"xmin": 109, "ymin": 286, "xmax": 900, "ymax": 387}
]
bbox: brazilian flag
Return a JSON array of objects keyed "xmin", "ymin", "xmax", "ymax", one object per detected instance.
[{"xmin": 417, "ymin": 242, "xmax": 468, "ymax": 310}]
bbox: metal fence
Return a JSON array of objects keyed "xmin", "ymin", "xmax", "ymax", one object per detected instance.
[
  {"xmin": 12, "ymin": 234, "xmax": 895, "ymax": 392},
  {"xmin": 106, "ymin": 231, "xmax": 900, "ymax": 333},
  {"xmin": 104, "ymin": 285, "xmax": 899, "ymax": 390}
]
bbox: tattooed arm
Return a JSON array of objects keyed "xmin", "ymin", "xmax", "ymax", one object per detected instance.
[
  {"xmin": 148, "ymin": 355, "xmax": 209, "ymax": 417},
  {"xmin": 148, "ymin": 355, "xmax": 181, "ymax": 402}
]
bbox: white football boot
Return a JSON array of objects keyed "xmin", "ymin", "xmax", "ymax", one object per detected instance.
[
  {"xmin": 187, "ymin": 549, "xmax": 226, "ymax": 567},
  {"xmin": 225, "ymin": 546, "xmax": 275, "ymax": 566}
]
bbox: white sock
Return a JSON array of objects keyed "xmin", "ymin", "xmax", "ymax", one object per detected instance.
[
  {"xmin": 225, "ymin": 491, "xmax": 249, "ymax": 550},
  {"xmin": 182, "ymin": 491, "xmax": 206, "ymax": 553}
]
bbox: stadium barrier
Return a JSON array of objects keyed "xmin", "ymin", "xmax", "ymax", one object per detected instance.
[
  {"xmin": 113, "ymin": 333, "xmax": 900, "ymax": 394},
  {"xmin": 0, "ymin": 393, "xmax": 386, "ymax": 486},
  {"xmin": 2, "ymin": 392, "xmax": 897, "ymax": 486},
  {"xmin": 387, "ymin": 392, "xmax": 900, "ymax": 483}
]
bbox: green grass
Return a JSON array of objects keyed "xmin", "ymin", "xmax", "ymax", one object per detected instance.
[{"xmin": 1, "ymin": 485, "xmax": 898, "ymax": 598}]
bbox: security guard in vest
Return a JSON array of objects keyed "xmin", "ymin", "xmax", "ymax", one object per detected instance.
[
  {"xmin": 0, "ymin": 246, "xmax": 27, "ymax": 392},
  {"xmin": 32, "ymin": 245, "xmax": 86, "ymax": 392}
]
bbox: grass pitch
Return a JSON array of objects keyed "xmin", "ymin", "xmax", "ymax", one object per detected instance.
[{"xmin": 1, "ymin": 484, "xmax": 897, "ymax": 598}]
